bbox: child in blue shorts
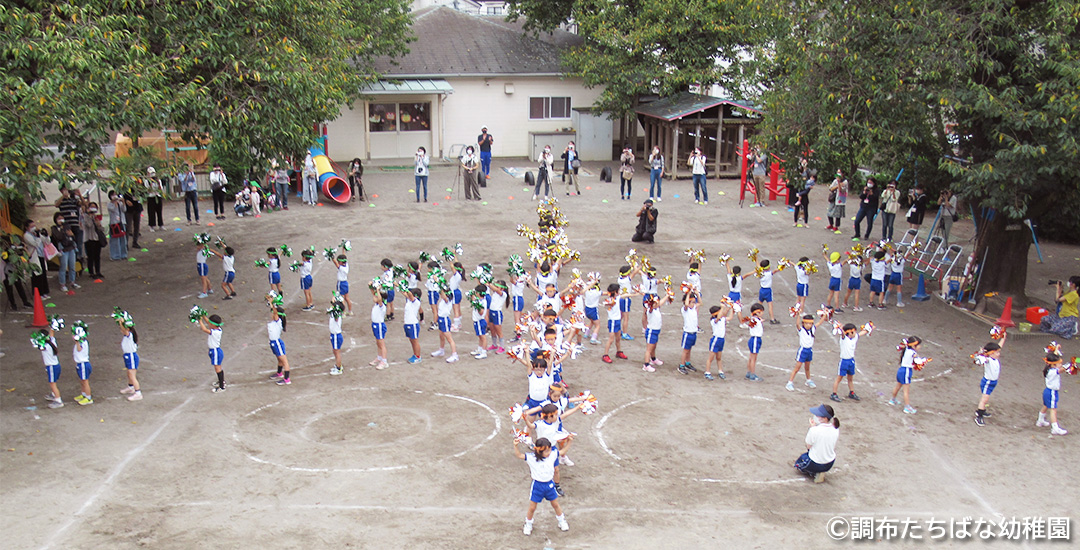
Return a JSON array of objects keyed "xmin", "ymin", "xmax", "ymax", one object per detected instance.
[
  {"xmin": 328, "ymin": 295, "xmax": 346, "ymax": 375},
  {"xmin": 757, "ymin": 259, "xmax": 780, "ymax": 324},
  {"xmin": 678, "ymin": 291, "xmax": 700, "ymax": 374},
  {"xmin": 431, "ymin": 288, "xmax": 460, "ymax": 363},
  {"xmin": 116, "ymin": 310, "xmax": 142, "ymax": 401},
  {"xmin": 33, "ymin": 328, "xmax": 65, "ymax": 409},
  {"xmin": 1037, "ymin": 351, "xmax": 1069, "ymax": 435},
  {"xmin": 824, "ymin": 250, "xmax": 843, "ymax": 312},
  {"xmin": 333, "ymin": 254, "xmax": 352, "ymax": 316},
  {"xmin": 513, "ymin": 437, "xmax": 568, "ymax": 536},
  {"xmin": 468, "ymin": 284, "xmax": 490, "ymax": 360},
  {"xmin": 786, "ymin": 313, "xmax": 828, "ymax": 391},
  {"xmin": 869, "ymin": 250, "xmax": 887, "ymax": 309},
  {"xmin": 369, "ymin": 288, "xmax": 389, "ymax": 370},
  {"xmin": 298, "ymin": 249, "xmax": 315, "ymax": 310},
  {"xmin": 198, "ymin": 314, "xmax": 227, "ymax": 392},
  {"xmin": 380, "ymin": 258, "xmax": 396, "ymax": 320},
  {"xmin": 888, "ymin": 336, "xmax": 922, "ymax": 414},
  {"xmin": 974, "ymin": 333, "xmax": 1006, "ymax": 426},
  {"xmin": 641, "ymin": 292, "xmax": 670, "ymax": 373},
  {"xmin": 403, "ymin": 288, "xmax": 424, "ymax": 363},
  {"xmin": 794, "ymin": 256, "xmax": 812, "ymax": 312},
  {"xmin": 830, "ymin": 323, "xmax": 870, "ymax": 402},
  {"xmin": 267, "ymin": 304, "xmax": 291, "ymax": 385},
  {"xmin": 843, "ymin": 256, "xmax": 864, "ymax": 311},
  {"xmin": 602, "ymin": 283, "xmax": 629, "ymax": 363},
  {"xmin": 744, "ymin": 303, "xmax": 765, "ymax": 381},
  {"xmin": 704, "ymin": 304, "xmax": 734, "ymax": 380}
]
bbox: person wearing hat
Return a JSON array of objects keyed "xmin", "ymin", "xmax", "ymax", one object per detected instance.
[
  {"xmin": 477, "ymin": 126, "xmax": 494, "ymax": 182},
  {"xmin": 794, "ymin": 404, "xmax": 840, "ymax": 483},
  {"xmin": 632, "ymin": 199, "xmax": 658, "ymax": 243},
  {"xmin": 209, "ymin": 165, "xmax": 228, "ymax": 220},
  {"xmin": 879, "ymin": 180, "xmax": 901, "ymax": 241},
  {"xmin": 145, "ymin": 166, "xmax": 166, "ymax": 231}
]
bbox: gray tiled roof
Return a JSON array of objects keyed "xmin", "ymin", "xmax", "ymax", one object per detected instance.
[{"xmin": 375, "ymin": 7, "xmax": 582, "ymax": 77}]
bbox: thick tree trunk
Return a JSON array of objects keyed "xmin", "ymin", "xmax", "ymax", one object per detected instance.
[{"xmin": 973, "ymin": 213, "xmax": 1031, "ymax": 308}]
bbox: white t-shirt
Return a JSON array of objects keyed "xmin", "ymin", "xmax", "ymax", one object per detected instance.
[
  {"xmin": 760, "ymin": 270, "xmax": 773, "ymax": 289},
  {"xmin": 222, "ymin": 255, "xmax": 235, "ymax": 273},
  {"xmin": 681, "ymin": 306, "xmax": 698, "ymax": 333},
  {"xmin": 529, "ymin": 371, "xmax": 554, "ymax": 401},
  {"xmin": 711, "ymin": 316, "xmax": 727, "ymax": 339},
  {"xmin": 437, "ymin": 299, "xmax": 452, "ymax": 318},
  {"xmin": 337, "ymin": 264, "xmax": 349, "ymax": 282},
  {"xmin": 796, "ymin": 265, "xmax": 810, "ymax": 285},
  {"xmin": 406, "ymin": 272, "xmax": 419, "ymax": 289},
  {"xmin": 73, "ymin": 341, "xmax": 89, "ymax": 363},
  {"xmin": 525, "ymin": 448, "xmax": 559, "ymax": 482},
  {"xmin": 511, "ymin": 278, "xmax": 526, "ymax": 298},
  {"xmin": 848, "ymin": 263, "xmax": 862, "ymax": 279},
  {"xmin": 686, "ymin": 271, "xmax": 702, "ymax": 293},
  {"xmin": 839, "ymin": 334, "xmax": 858, "ymax": 359},
  {"xmin": 449, "ymin": 272, "xmax": 462, "ymax": 292},
  {"xmin": 328, "ymin": 316, "xmax": 342, "ymax": 335},
  {"xmin": 403, "ymin": 298, "xmax": 422, "ymax": 325},
  {"xmin": 371, "ymin": 303, "xmax": 386, "ymax": 324},
  {"xmin": 901, "ymin": 348, "xmax": 916, "ymax": 368},
  {"xmin": 798, "ymin": 326, "xmax": 815, "ymax": 349},
  {"xmin": 425, "ymin": 276, "xmax": 439, "ymax": 293},
  {"xmin": 617, "ymin": 275, "xmax": 632, "ymax": 294},
  {"xmin": 471, "ymin": 306, "xmax": 486, "ymax": 323},
  {"xmin": 827, "ymin": 261, "xmax": 842, "ymax": 278},
  {"xmin": 196, "ymin": 250, "xmax": 208, "ymax": 265},
  {"xmin": 891, "ymin": 258, "xmax": 905, "ymax": 274},
  {"xmin": 646, "ymin": 307, "xmax": 663, "ymax": 330},
  {"xmin": 268, "ymin": 257, "xmax": 279, "ymax": 273},
  {"xmin": 40, "ymin": 338, "xmax": 59, "ymax": 365},
  {"xmin": 806, "ymin": 423, "xmax": 839, "ymax": 464},
  {"xmin": 381, "ymin": 269, "xmax": 394, "ymax": 286},
  {"xmin": 536, "ymin": 271, "xmax": 557, "ymax": 291},
  {"xmin": 870, "ymin": 260, "xmax": 886, "ymax": 281},
  {"xmin": 983, "ymin": 357, "xmax": 1000, "ymax": 381},
  {"xmin": 641, "ymin": 275, "xmax": 658, "ymax": 295},
  {"xmin": 300, "ymin": 260, "xmax": 312, "ymax": 278},
  {"xmin": 536, "ymin": 294, "xmax": 560, "ymax": 312},
  {"xmin": 1046, "ymin": 367, "xmax": 1061, "ymax": 391},
  {"xmin": 267, "ymin": 319, "xmax": 283, "ymax": 341},
  {"xmin": 605, "ymin": 298, "xmax": 621, "ymax": 321},
  {"xmin": 748, "ymin": 316, "xmax": 764, "ymax": 337},
  {"xmin": 121, "ymin": 333, "xmax": 138, "ymax": 354},
  {"xmin": 584, "ymin": 288, "xmax": 601, "ymax": 308},
  {"xmin": 729, "ymin": 275, "xmax": 743, "ymax": 294},
  {"xmin": 534, "ymin": 418, "xmax": 569, "ymax": 442},
  {"xmin": 207, "ymin": 327, "xmax": 222, "ymax": 349},
  {"xmin": 488, "ymin": 291, "xmax": 507, "ymax": 312}
]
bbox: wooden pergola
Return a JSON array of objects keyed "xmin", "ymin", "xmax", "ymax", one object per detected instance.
[{"xmin": 635, "ymin": 92, "xmax": 762, "ymax": 179}]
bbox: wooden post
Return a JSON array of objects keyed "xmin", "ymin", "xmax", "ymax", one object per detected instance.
[
  {"xmin": 716, "ymin": 112, "xmax": 724, "ymax": 174},
  {"xmin": 672, "ymin": 121, "xmax": 680, "ymax": 179}
]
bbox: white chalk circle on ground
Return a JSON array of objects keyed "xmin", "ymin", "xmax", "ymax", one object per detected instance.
[{"xmin": 234, "ymin": 387, "xmax": 500, "ymax": 473}]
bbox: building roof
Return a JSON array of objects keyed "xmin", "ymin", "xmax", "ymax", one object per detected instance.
[
  {"xmin": 374, "ymin": 6, "xmax": 582, "ymax": 77},
  {"xmin": 634, "ymin": 92, "xmax": 762, "ymax": 121},
  {"xmin": 360, "ymin": 79, "xmax": 454, "ymax": 95}
]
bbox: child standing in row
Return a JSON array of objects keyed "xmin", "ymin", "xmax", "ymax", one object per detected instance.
[
  {"xmin": 830, "ymin": 323, "xmax": 869, "ymax": 403},
  {"xmin": 887, "ymin": 251, "xmax": 906, "ymax": 308},
  {"xmin": 209, "ymin": 246, "xmax": 237, "ymax": 300},
  {"xmin": 431, "ymin": 288, "xmax": 460, "ymax": 363},
  {"xmin": 794, "ymin": 257, "xmax": 811, "ymax": 312},
  {"xmin": 267, "ymin": 306, "xmax": 291, "ymax": 385},
  {"xmin": 369, "ymin": 289, "xmax": 389, "ymax": 370},
  {"xmin": 602, "ymin": 283, "xmax": 629, "ymax": 363},
  {"xmin": 583, "ymin": 278, "xmax": 602, "ymax": 345},
  {"xmin": 512, "ymin": 437, "xmax": 569, "ymax": 536},
  {"xmin": 824, "ymin": 251, "xmax": 843, "ymax": 312},
  {"xmin": 403, "ymin": 288, "xmax": 424, "ymax": 364},
  {"xmin": 843, "ymin": 257, "xmax": 864, "ymax": 312},
  {"xmin": 299, "ymin": 249, "xmax": 315, "ymax": 311},
  {"xmin": 726, "ymin": 263, "xmax": 744, "ymax": 303},
  {"xmin": 641, "ymin": 293, "xmax": 670, "ymax": 373},
  {"xmin": 786, "ymin": 313, "xmax": 827, "ymax": 391},
  {"xmin": 974, "ymin": 333, "xmax": 1006, "ymax": 426},
  {"xmin": 678, "ymin": 292, "xmax": 700, "ymax": 375},
  {"xmin": 333, "ymin": 254, "xmax": 352, "ymax": 316},
  {"xmin": 34, "ymin": 328, "xmax": 65, "ymax": 409},
  {"xmin": 744, "ymin": 303, "xmax": 765, "ymax": 381},
  {"xmin": 198, "ymin": 314, "xmax": 226, "ymax": 392},
  {"xmin": 380, "ymin": 259, "xmax": 396, "ymax": 321},
  {"xmin": 487, "ymin": 281, "xmax": 508, "ymax": 353},
  {"xmin": 704, "ymin": 304, "xmax": 734, "ymax": 380},
  {"xmin": 757, "ymin": 260, "xmax": 780, "ymax": 325},
  {"xmin": 72, "ymin": 323, "xmax": 93, "ymax": 405},
  {"xmin": 426, "ymin": 261, "xmax": 441, "ymax": 331},
  {"xmin": 196, "ymin": 246, "xmax": 213, "ymax": 298},
  {"xmin": 617, "ymin": 265, "xmax": 636, "ymax": 341},
  {"xmin": 888, "ymin": 336, "xmax": 922, "ymax": 414},
  {"xmin": 449, "ymin": 262, "xmax": 464, "ymax": 331},
  {"xmin": 869, "ymin": 250, "xmax": 887, "ymax": 310},
  {"xmin": 266, "ymin": 248, "xmax": 282, "ymax": 295},
  {"xmin": 328, "ymin": 295, "xmax": 346, "ymax": 375},
  {"xmin": 1036, "ymin": 352, "xmax": 1069, "ymax": 435},
  {"xmin": 469, "ymin": 285, "xmax": 490, "ymax": 360}
]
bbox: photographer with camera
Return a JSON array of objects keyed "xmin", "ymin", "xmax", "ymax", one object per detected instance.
[
  {"xmin": 414, "ymin": 147, "xmax": 430, "ymax": 203},
  {"xmin": 461, "ymin": 145, "xmax": 481, "ymax": 201},
  {"xmin": 631, "ymin": 199, "xmax": 658, "ymax": 244},
  {"xmin": 533, "ymin": 146, "xmax": 554, "ymax": 201},
  {"xmin": 937, "ymin": 189, "xmax": 958, "ymax": 244},
  {"xmin": 21, "ymin": 220, "xmax": 51, "ymax": 299},
  {"xmin": 1040, "ymin": 276, "xmax": 1079, "ymax": 339}
]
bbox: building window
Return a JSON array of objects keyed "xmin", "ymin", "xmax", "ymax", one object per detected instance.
[
  {"xmin": 398, "ymin": 102, "xmax": 431, "ymax": 132},
  {"xmin": 529, "ymin": 97, "xmax": 571, "ymax": 120},
  {"xmin": 369, "ymin": 102, "xmax": 431, "ymax": 132},
  {"xmin": 368, "ymin": 103, "xmax": 397, "ymax": 132}
]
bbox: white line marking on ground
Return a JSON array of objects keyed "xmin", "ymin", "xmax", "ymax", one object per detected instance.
[
  {"xmin": 595, "ymin": 398, "xmax": 653, "ymax": 461},
  {"xmin": 39, "ymin": 396, "xmax": 194, "ymax": 550}
]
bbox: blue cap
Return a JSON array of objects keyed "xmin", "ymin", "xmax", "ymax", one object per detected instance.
[{"xmin": 809, "ymin": 404, "xmax": 832, "ymax": 419}]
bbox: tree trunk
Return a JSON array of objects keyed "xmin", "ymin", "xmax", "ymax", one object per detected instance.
[{"xmin": 973, "ymin": 213, "xmax": 1031, "ymax": 308}]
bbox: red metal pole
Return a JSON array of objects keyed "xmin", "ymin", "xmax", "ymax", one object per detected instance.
[{"xmin": 739, "ymin": 140, "xmax": 749, "ymax": 203}]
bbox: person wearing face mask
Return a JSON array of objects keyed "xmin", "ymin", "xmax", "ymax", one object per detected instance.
[
  {"xmin": 688, "ymin": 148, "xmax": 707, "ymax": 205},
  {"xmin": 561, "ymin": 142, "xmax": 580, "ymax": 196},
  {"xmin": 852, "ymin": 177, "xmax": 880, "ymax": 242},
  {"xmin": 647, "ymin": 146, "xmax": 664, "ymax": 201},
  {"xmin": 80, "ymin": 201, "xmax": 106, "ymax": 278},
  {"xmin": 21, "ymin": 220, "xmax": 51, "ymax": 299},
  {"xmin": 794, "ymin": 404, "xmax": 840, "ymax": 483},
  {"xmin": 414, "ymin": 147, "xmax": 430, "ymax": 203},
  {"xmin": 302, "ymin": 152, "xmax": 318, "ymax": 206},
  {"xmin": 477, "ymin": 125, "xmax": 494, "ymax": 181},
  {"xmin": 107, "ymin": 190, "xmax": 128, "ymax": 260},
  {"xmin": 145, "ymin": 167, "xmax": 165, "ymax": 231},
  {"xmin": 533, "ymin": 146, "xmax": 554, "ymax": 200},
  {"xmin": 461, "ymin": 145, "xmax": 481, "ymax": 200}
]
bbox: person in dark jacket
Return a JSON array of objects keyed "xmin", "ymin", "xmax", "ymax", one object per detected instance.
[
  {"xmin": 852, "ymin": 177, "xmax": 880, "ymax": 241},
  {"xmin": 632, "ymin": 199, "xmax": 658, "ymax": 243}
]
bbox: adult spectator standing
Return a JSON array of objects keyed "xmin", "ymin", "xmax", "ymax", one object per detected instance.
[
  {"xmin": 879, "ymin": 181, "xmax": 901, "ymax": 241},
  {"xmin": 272, "ymin": 161, "xmax": 290, "ymax": 210},
  {"xmin": 938, "ymin": 189, "xmax": 958, "ymax": 244},
  {"xmin": 794, "ymin": 404, "xmax": 840, "ymax": 483},
  {"xmin": 50, "ymin": 212, "xmax": 78, "ymax": 293},
  {"xmin": 533, "ymin": 146, "xmax": 554, "ymax": 201},
  {"xmin": 80, "ymin": 201, "xmax": 106, "ymax": 279},
  {"xmin": 55, "ymin": 186, "xmax": 84, "ymax": 262},
  {"xmin": 124, "ymin": 184, "xmax": 143, "ymax": 249},
  {"xmin": 348, "ymin": 158, "xmax": 365, "ymax": 202},
  {"xmin": 107, "ymin": 190, "xmax": 128, "ymax": 260},
  {"xmin": 619, "ymin": 145, "xmax": 635, "ymax": 201},
  {"xmin": 647, "ymin": 146, "xmax": 665, "ymax": 201},
  {"xmin": 209, "ymin": 164, "xmax": 228, "ymax": 220},
  {"xmin": 461, "ymin": 146, "xmax": 481, "ymax": 200},
  {"xmin": 852, "ymin": 177, "xmax": 880, "ymax": 242},
  {"xmin": 145, "ymin": 167, "xmax": 165, "ymax": 232},
  {"xmin": 477, "ymin": 125, "xmax": 494, "ymax": 182},
  {"xmin": 688, "ymin": 148, "xmax": 708, "ymax": 205},
  {"xmin": 1040, "ymin": 277, "xmax": 1079, "ymax": 339},
  {"xmin": 21, "ymin": 219, "xmax": 50, "ymax": 299},
  {"xmin": 906, "ymin": 184, "xmax": 929, "ymax": 230},
  {"xmin": 561, "ymin": 141, "xmax": 580, "ymax": 196},
  {"xmin": 414, "ymin": 147, "xmax": 430, "ymax": 202},
  {"xmin": 631, "ymin": 199, "xmax": 658, "ymax": 243},
  {"xmin": 302, "ymin": 151, "xmax": 317, "ymax": 206},
  {"xmin": 750, "ymin": 146, "xmax": 768, "ymax": 208},
  {"xmin": 1, "ymin": 237, "xmax": 33, "ymax": 310},
  {"xmin": 179, "ymin": 162, "xmax": 199, "ymax": 225}
]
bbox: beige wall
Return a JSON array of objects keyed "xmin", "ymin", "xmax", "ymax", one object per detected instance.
[{"xmin": 324, "ymin": 76, "xmax": 605, "ymax": 161}]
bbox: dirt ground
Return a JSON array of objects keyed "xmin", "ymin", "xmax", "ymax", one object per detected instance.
[{"xmin": 2, "ymin": 161, "xmax": 1078, "ymax": 549}]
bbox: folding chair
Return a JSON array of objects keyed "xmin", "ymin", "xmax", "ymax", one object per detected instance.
[
  {"xmin": 934, "ymin": 244, "xmax": 964, "ymax": 281},
  {"xmin": 912, "ymin": 235, "xmax": 944, "ymax": 272},
  {"xmin": 896, "ymin": 229, "xmax": 919, "ymax": 248}
]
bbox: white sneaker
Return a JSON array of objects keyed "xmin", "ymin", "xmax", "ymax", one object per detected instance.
[
  {"xmin": 475, "ymin": 351, "xmax": 488, "ymax": 360},
  {"xmin": 1036, "ymin": 419, "xmax": 1051, "ymax": 427},
  {"xmin": 431, "ymin": 348, "xmax": 445, "ymax": 357},
  {"xmin": 805, "ymin": 379, "xmax": 817, "ymax": 388},
  {"xmin": 445, "ymin": 353, "xmax": 459, "ymax": 363},
  {"xmin": 376, "ymin": 361, "xmax": 388, "ymax": 370},
  {"xmin": 785, "ymin": 381, "xmax": 795, "ymax": 392},
  {"xmin": 368, "ymin": 358, "xmax": 380, "ymax": 366},
  {"xmin": 197, "ymin": 292, "xmax": 208, "ymax": 298},
  {"xmin": 120, "ymin": 386, "xmax": 135, "ymax": 395},
  {"xmin": 562, "ymin": 456, "xmax": 574, "ymax": 466},
  {"xmin": 589, "ymin": 338, "xmax": 600, "ymax": 345},
  {"xmin": 469, "ymin": 348, "xmax": 480, "ymax": 356},
  {"xmin": 558, "ymin": 518, "xmax": 569, "ymax": 532},
  {"xmin": 127, "ymin": 391, "xmax": 142, "ymax": 401},
  {"xmin": 48, "ymin": 400, "xmax": 64, "ymax": 409},
  {"xmin": 1051, "ymin": 426, "xmax": 1068, "ymax": 435},
  {"xmin": 523, "ymin": 522, "xmax": 533, "ymax": 536},
  {"xmin": 896, "ymin": 301, "xmax": 906, "ymax": 308},
  {"xmin": 71, "ymin": 282, "xmax": 81, "ymax": 289},
  {"xmin": 60, "ymin": 286, "xmax": 68, "ymax": 292},
  {"xmin": 44, "ymin": 392, "xmax": 60, "ymax": 402},
  {"xmin": 330, "ymin": 366, "xmax": 343, "ymax": 376}
]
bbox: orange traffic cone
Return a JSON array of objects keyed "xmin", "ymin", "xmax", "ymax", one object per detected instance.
[
  {"xmin": 29, "ymin": 288, "xmax": 47, "ymax": 328},
  {"xmin": 995, "ymin": 297, "xmax": 1016, "ymax": 328}
]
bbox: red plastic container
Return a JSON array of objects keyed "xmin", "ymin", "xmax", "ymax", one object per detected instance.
[{"xmin": 1026, "ymin": 306, "xmax": 1049, "ymax": 325}]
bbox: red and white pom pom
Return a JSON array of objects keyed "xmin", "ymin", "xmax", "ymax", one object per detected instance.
[
  {"xmin": 816, "ymin": 305, "xmax": 833, "ymax": 320},
  {"xmin": 577, "ymin": 391, "xmax": 598, "ymax": 415},
  {"xmin": 509, "ymin": 403, "xmax": 524, "ymax": 424},
  {"xmin": 789, "ymin": 302, "xmax": 803, "ymax": 318},
  {"xmin": 1066, "ymin": 358, "xmax": 1078, "ymax": 375},
  {"xmin": 832, "ymin": 321, "xmax": 844, "ymax": 336},
  {"xmin": 912, "ymin": 356, "xmax": 931, "ymax": 371},
  {"xmin": 680, "ymin": 282, "xmax": 693, "ymax": 295},
  {"xmin": 560, "ymin": 293, "xmax": 575, "ymax": 310},
  {"xmin": 1045, "ymin": 341, "xmax": 1063, "ymax": 356},
  {"xmin": 989, "ymin": 325, "xmax": 1006, "ymax": 340},
  {"xmin": 512, "ymin": 427, "xmax": 531, "ymax": 445},
  {"xmin": 603, "ymin": 296, "xmax": 617, "ymax": 308},
  {"xmin": 861, "ymin": 321, "xmax": 875, "ymax": 335},
  {"xmin": 971, "ymin": 352, "xmax": 990, "ymax": 366}
]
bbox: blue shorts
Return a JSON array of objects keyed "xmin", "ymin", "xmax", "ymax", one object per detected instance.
[
  {"xmin": 301, "ymin": 275, "xmax": 312, "ymax": 290},
  {"xmin": 1043, "ymin": 388, "xmax": 1059, "ymax": 409},
  {"xmin": 512, "ymin": 295, "xmax": 524, "ymax": 312},
  {"xmin": 759, "ymin": 288, "xmax": 773, "ymax": 303},
  {"xmin": 848, "ymin": 276, "xmax": 862, "ymax": 290},
  {"xmin": 124, "ymin": 352, "xmax": 140, "ymax": 370},
  {"xmin": 838, "ymin": 358, "xmax": 856, "ymax": 376},
  {"xmin": 585, "ymin": 306, "xmax": 599, "ymax": 321},
  {"xmin": 748, "ymin": 336, "xmax": 762, "ymax": 354},
  {"xmin": 453, "ymin": 289, "xmax": 462, "ymax": 304},
  {"xmin": 269, "ymin": 271, "xmax": 281, "ymax": 285},
  {"xmin": 428, "ymin": 290, "xmax": 440, "ymax": 305},
  {"xmin": 681, "ymin": 332, "xmax": 697, "ymax": 350},
  {"xmin": 796, "ymin": 347, "xmax": 813, "ymax": 363},
  {"xmin": 797, "ymin": 283, "xmax": 809, "ymax": 297},
  {"xmin": 404, "ymin": 323, "xmax": 420, "ymax": 339},
  {"xmin": 870, "ymin": 279, "xmax": 884, "ymax": 294},
  {"xmin": 641, "ymin": 293, "xmax": 656, "ymax": 306},
  {"xmin": 980, "ymin": 377, "xmax": 997, "ymax": 395},
  {"xmin": 644, "ymin": 328, "xmax": 660, "ymax": 344},
  {"xmin": 372, "ymin": 322, "xmax": 387, "ymax": 340},
  {"xmin": 488, "ymin": 310, "xmax": 503, "ymax": 326},
  {"xmin": 896, "ymin": 366, "xmax": 912, "ymax": 385},
  {"xmin": 474, "ymin": 319, "xmax": 488, "ymax": 336},
  {"xmin": 197, "ymin": 263, "xmax": 208, "ymax": 277},
  {"xmin": 525, "ymin": 397, "xmax": 545, "ymax": 409},
  {"xmin": 728, "ymin": 291, "xmax": 741, "ymax": 303},
  {"xmin": 889, "ymin": 272, "xmax": 902, "ymax": 286},
  {"xmin": 530, "ymin": 480, "xmax": 559, "ymax": 503},
  {"xmin": 829, "ymin": 277, "xmax": 841, "ymax": 292},
  {"xmin": 223, "ymin": 271, "xmax": 235, "ymax": 284},
  {"xmin": 709, "ymin": 336, "xmax": 725, "ymax": 353},
  {"xmin": 76, "ymin": 361, "xmax": 92, "ymax": 380},
  {"xmin": 45, "ymin": 363, "xmax": 61, "ymax": 383},
  {"xmin": 619, "ymin": 297, "xmax": 631, "ymax": 313},
  {"xmin": 330, "ymin": 333, "xmax": 343, "ymax": 350},
  {"xmin": 438, "ymin": 316, "xmax": 452, "ymax": 333},
  {"xmin": 386, "ymin": 289, "xmax": 395, "ymax": 303},
  {"xmin": 337, "ymin": 280, "xmax": 350, "ymax": 295},
  {"xmin": 209, "ymin": 347, "xmax": 223, "ymax": 366},
  {"xmin": 270, "ymin": 339, "xmax": 286, "ymax": 357},
  {"xmin": 607, "ymin": 319, "xmax": 622, "ymax": 334}
]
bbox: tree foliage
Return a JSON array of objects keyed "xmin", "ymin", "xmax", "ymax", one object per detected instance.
[{"xmin": 1, "ymin": 0, "xmax": 412, "ymax": 198}]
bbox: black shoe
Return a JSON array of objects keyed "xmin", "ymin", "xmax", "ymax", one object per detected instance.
[
  {"xmin": 769, "ymin": 319, "xmax": 781, "ymax": 325},
  {"xmin": 230, "ymin": 292, "xmax": 237, "ymax": 297},
  {"xmin": 554, "ymin": 483, "xmax": 565, "ymax": 497},
  {"xmin": 684, "ymin": 363, "xmax": 698, "ymax": 372},
  {"xmin": 222, "ymin": 295, "xmax": 233, "ymax": 300},
  {"xmin": 830, "ymin": 393, "xmax": 842, "ymax": 403},
  {"xmin": 974, "ymin": 415, "xmax": 985, "ymax": 426},
  {"xmin": 848, "ymin": 392, "xmax": 860, "ymax": 401},
  {"xmin": 981, "ymin": 410, "xmax": 992, "ymax": 418},
  {"xmin": 677, "ymin": 364, "xmax": 689, "ymax": 375}
]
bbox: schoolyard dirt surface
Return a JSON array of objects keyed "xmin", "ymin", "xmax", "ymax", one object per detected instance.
[{"xmin": 2, "ymin": 161, "xmax": 1078, "ymax": 549}]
